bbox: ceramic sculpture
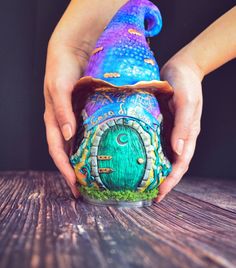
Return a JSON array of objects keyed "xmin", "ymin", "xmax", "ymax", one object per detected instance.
[{"xmin": 70, "ymin": 0, "xmax": 173, "ymax": 207}]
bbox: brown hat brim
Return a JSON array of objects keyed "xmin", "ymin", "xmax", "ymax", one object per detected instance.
[{"xmin": 73, "ymin": 76, "xmax": 173, "ymax": 95}]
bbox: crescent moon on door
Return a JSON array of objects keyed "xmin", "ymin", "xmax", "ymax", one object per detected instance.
[{"xmin": 117, "ymin": 133, "xmax": 128, "ymax": 145}]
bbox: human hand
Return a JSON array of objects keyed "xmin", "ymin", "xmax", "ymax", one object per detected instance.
[
  {"xmin": 44, "ymin": 0, "xmax": 128, "ymax": 198},
  {"xmin": 155, "ymin": 55, "xmax": 204, "ymax": 202},
  {"xmin": 155, "ymin": 6, "xmax": 236, "ymax": 202},
  {"xmin": 44, "ymin": 42, "xmax": 86, "ymax": 198}
]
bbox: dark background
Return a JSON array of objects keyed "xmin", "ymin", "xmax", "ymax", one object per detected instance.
[{"xmin": 0, "ymin": 0, "xmax": 235, "ymax": 178}]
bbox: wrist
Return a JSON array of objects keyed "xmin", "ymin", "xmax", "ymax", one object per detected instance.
[{"xmin": 161, "ymin": 50, "xmax": 205, "ymax": 83}]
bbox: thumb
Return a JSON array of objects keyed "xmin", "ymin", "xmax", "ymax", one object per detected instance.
[{"xmin": 51, "ymin": 85, "xmax": 77, "ymax": 141}]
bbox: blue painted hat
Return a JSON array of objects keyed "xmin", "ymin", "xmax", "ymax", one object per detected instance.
[{"xmin": 74, "ymin": 0, "xmax": 172, "ymax": 95}]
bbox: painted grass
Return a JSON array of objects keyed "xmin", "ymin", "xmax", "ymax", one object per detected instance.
[{"xmin": 78, "ymin": 186, "xmax": 158, "ymax": 201}]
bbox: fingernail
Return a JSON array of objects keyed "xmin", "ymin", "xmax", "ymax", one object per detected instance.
[
  {"xmin": 175, "ymin": 139, "xmax": 184, "ymax": 156},
  {"xmin": 73, "ymin": 191, "xmax": 80, "ymax": 199},
  {"xmin": 69, "ymin": 183, "xmax": 80, "ymax": 198},
  {"xmin": 156, "ymin": 195, "xmax": 165, "ymax": 203},
  {"xmin": 62, "ymin": 123, "xmax": 72, "ymax": 141}
]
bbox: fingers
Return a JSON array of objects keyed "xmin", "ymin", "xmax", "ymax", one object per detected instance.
[
  {"xmin": 155, "ymin": 99, "xmax": 201, "ymax": 202},
  {"xmin": 156, "ymin": 58, "xmax": 203, "ymax": 203},
  {"xmin": 50, "ymin": 84, "xmax": 77, "ymax": 141},
  {"xmin": 171, "ymin": 96, "xmax": 197, "ymax": 156},
  {"xmin": 156, "ymin": 131, "xmax": 198, "ymax": 202},
  {"xmin": 43, "ymin": 48, "xmax": 83, "ymax": 197},
  {"xmin": 44, "ymin": 52, "xmax": 81, "ymax": 141},
  {"xmin": 44, "ymin": 108, "xmax": 80, "ymax": 198}
]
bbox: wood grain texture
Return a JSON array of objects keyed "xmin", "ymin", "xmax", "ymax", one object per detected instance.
[
  {"xmin": 175, "ymin": 177, "xmax": 236, "ymax": 213},
  {"xmin": 0, "ymin": 171, "xmax": 235, "ymax": 268}
]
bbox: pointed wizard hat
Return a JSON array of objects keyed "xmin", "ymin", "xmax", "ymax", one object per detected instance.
[{"xmin": 74, "ymin": 0, "xmax": 173, "ymax": 95}]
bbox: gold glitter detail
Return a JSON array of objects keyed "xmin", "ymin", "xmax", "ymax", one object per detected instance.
[
  {"xmin": 97, "ymin": 155, "xmax": 112, "ymax": 160},
  {"xmin": 104, "ymin": 73, "xmax": 120, "ymax": 78},
  {"xmin": 98, "ymin": 168, "xmax": 113, "ymax": 174},
  {"xmin": 144, "ymin": 59, "xmax": 155, "ymax": 66},
  {"xmin": 92, "ymin": 46, "xmax": 103, "ymax": 55},
  {"xmin": 128, "ymin": 28, "xmax": 142, "ymax": 36}
]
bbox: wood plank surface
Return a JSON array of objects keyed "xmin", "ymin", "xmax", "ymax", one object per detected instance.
[
  {"xmin": 175, "ymin": 176, "xmax": 236, "ymax": 212},
  {"xmin": 0, "ymin": 171, "xmax": 235, "ymax": 268}
]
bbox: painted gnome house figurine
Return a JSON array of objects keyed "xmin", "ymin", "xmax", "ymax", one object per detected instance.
[{"xmin": 70, "ymin": 0, "xmax": 173, "ymax": 207}]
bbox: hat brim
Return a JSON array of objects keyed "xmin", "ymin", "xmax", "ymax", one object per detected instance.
[{"xmin": 73, "ymin": 76, "xmax": 173, "ymax": 96}]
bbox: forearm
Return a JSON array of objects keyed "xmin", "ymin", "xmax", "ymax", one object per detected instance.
[
  {"xmin": 49, "ymin": 0, "xmax": 128, "ymax": 51},
  {"xmin": 164, "ymin": 6, "xmax": 236, "ymax": 80}
]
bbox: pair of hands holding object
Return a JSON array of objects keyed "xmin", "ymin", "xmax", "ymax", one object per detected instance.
[{"xmin": 44, "ymin": 0, "xmax": 236, "ymax": 201}]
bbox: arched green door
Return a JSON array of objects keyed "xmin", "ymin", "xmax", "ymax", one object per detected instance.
[{"xmin": 97, "ymin": 124, "xmax": 146, "ymax": 190}]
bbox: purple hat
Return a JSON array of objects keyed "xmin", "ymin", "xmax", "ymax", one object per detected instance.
[{"xmin": 74, "ymin": 0, "xmax": 173, "ymax": 96}]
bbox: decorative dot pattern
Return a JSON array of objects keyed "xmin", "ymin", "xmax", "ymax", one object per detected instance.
[{"xmin": 85, "ymin": 0, "xmax": 163, "ymax": 86}]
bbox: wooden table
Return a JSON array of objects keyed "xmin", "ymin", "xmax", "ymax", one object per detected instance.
[{"xmin": 0, "ymin": 171, "xmax": 235, "ymax": 268}]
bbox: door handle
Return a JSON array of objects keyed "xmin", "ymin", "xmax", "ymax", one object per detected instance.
[
  {"xmin": 98, "ymin": 168, "xmax": 113, "ymax": 174},
  {"xmin": 97, "ymin": 155, "xmax": 112, "ymax": 160}
]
